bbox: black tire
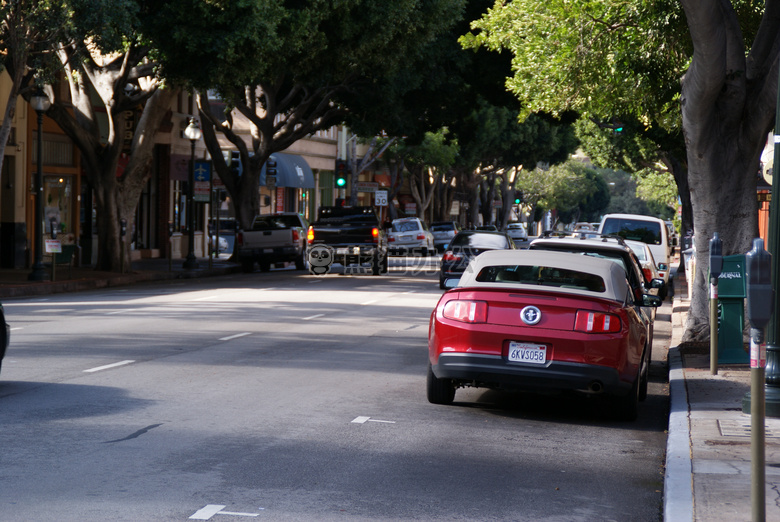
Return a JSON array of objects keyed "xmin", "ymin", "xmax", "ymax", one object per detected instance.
[
  {"xmin": 427, "ymin": 364, "xmax": 455, "ymax": 405},
  {"xmin": 613, "ymin": 372, "xmax": 640, "ymax": 421},
  {"xmin": 241, "ymin": 259, "xmax": 255, "ymax": 273},
  {"xmin": 295, "ymin": 252, "xmax": 306, "ymax": 271},
  {"xmin": 381, "ymin": 254, "xmax": 389, "ymax": 273},
  {"xmin": 439, "ymin": 276, "xmax": 447, "ymax": 290},
  {"xmin": 372, "ymin": 253, "xmax": 383, "ymax": 275},
  {"xmin": 259, "ymin": 260, "xmax": 271, "ymax": 272},
  {"xmin": 638, "ymin": 345, "xmax": 650, "ymax": 402}
]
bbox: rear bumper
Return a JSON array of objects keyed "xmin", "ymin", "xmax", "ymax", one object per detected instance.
[
  {"xmin": 431, "ymin": 353, "xmax": 629, "ymax": 396},
  {"xmin": 236, "ymin": 245, "xmax": 302, "ymax": 262}
]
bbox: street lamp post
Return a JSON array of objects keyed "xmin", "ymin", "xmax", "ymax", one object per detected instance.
[
  {"xmin": 28, "ymin": 88, "xmax": 51, "ymax": 281},
  {"xmin": 183, "ymin": 118, "xmax": 202, "ymax": 270}
]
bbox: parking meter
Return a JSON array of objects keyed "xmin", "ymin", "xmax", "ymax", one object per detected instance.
[
  {"xmin": 746, "ymin": 238, "xmax": 774, "ymax": 345},
  {"xmin": 709, "ymin": 233, "xmax": 723, "ymax": 281},
  {"xmin": 707, "ymin": 233, "xmax": 723, "ymax": 374},
  {"xmin": 49, "ymin": 217, "xmax": 57, "ymax": 239},
  {"xmin": 745, "ymin": 238, "xmax": 774, "ymax": 520}
]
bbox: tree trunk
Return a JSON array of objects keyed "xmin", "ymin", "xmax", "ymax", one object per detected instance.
[{"xmin": 679, "ymin": 1, "xmax": 778, "ymax": 341}]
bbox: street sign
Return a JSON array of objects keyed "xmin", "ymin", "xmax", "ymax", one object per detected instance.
[
  {"xmin": 45, "ymin": 239, "xmax": 61, "ymax": 253},
  {"xmin": 375, "ymin": 190, "xmax": 388, "ymax": 206},
  {"xmin": 355, "ymin": 181, "xmax": 379, "ymax": 193},
  {"xmin": 194, "ymin": 161, "xmax": 211, "ymax": 202}
]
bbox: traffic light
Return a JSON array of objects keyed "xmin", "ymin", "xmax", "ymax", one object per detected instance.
[
  {"xmin": 267, "ymin": 159, "xmax": 277, "ymax": 178},
  {"xmin": 514, "ymin": 197, "xmax": 521, "ymax": 205},
  {"xmin": 335, "ymin": 159, "xmax": 348, "ymax": 188}
]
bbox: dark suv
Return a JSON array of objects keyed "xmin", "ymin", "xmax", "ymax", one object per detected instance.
[
  {"xmin": 529, "ymin": 232, "xmax": 665, "ymax": 345},
  {"xmin": 430, "ymin": 221, "xmax": 461, "ymax": 252},
  {"xmin": 439, "ymin": 230, "xmax": 515, "ymax": 289}
]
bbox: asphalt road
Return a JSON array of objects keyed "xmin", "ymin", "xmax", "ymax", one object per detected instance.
[{"xmin": 0, "ymin": 259, "xmax": 670, "ymax": 521}]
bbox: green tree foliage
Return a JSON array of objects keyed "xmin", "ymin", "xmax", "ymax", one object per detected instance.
[
  {"xmin": 516, "ymin": 161, "xmax": 601, "ymax": 228},
  {"xmin": 147, "ymin": 0, "xmax": 467, "ymax": 228},
  {"xmin": 462, "ymin": 0, "xmax": 777, "ymax": 340}
]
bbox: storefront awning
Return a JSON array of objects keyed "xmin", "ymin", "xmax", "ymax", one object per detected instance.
[{"xmin": 260, "ymin": 153, "xmax": 315, "ymax": 189}]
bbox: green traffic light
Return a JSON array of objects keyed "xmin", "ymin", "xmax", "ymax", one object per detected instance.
[{"xmin": 336, "ymin": 177, "xmax": 346, "ymax": 187}]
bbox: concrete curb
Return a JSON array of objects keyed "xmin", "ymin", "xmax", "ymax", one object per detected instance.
[{"xmin": 664, "ymin": 344, "xmax": 694, "ymax": 522}]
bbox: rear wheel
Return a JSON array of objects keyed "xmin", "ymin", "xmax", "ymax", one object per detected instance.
[
  {"xmin": 372, "ymin": 252, "xmax": 383, "ymax": 275},
  {"xmin": 241, "ymin": 259, "xmax": 255, "ymax": 273},
  {"xmin": 259, "ymin": 260, "xmax": 271, "ymax": 272},
  {"xmin": 638, "ymin": 344, "xmax": 651, "ymax": 402},
  {"xmin": 295, "ymin": 251, "xmax": 306, "ymax": 270},
  {"xmin": 427, "ymin": 364, "xmax": 455, "ymax": 405},
  {"xmin": 613, "ymin": 372, "xmax": 640, "ymax": 421}
]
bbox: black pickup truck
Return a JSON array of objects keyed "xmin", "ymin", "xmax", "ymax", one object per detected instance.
[{"xmin": 307, "ymin": 206, "xmax": 389, "ymax": 275}]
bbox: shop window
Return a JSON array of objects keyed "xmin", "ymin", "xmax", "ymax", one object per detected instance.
[{"xmin": 43, "ymin": 176, "xmax": 72, "ymax": 237}]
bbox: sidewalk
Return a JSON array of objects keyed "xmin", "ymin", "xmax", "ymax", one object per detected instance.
[
  {"xmin": 0, "ymin": 255, "xmax": 243, "ymax": 299},
  {"xmin": 666, "ymin": 264, "xmax": 780, "ymax": 521}
]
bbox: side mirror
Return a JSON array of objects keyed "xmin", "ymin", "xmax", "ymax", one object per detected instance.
[
  {"xmin": 650, "ymin": 278, "xmax": 665, "ymax": 289},
  {"xmin": 642, "ymin": 294, "xmax": 663, "ymax": 307},
  {"xmin": 657, "ymin": 263, "xmax": 668, "ymax": 272},
  {"xmin": 443, "ymin": 278, "xmax": 459, "ymax": 289}
]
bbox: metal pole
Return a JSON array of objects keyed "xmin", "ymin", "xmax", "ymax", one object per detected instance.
[
  {"xmin": 183, "ymin": 138, "xmax": 198, "ymax": 269},
  {"xmin": 710, "ymin": 280, "xmax": 719, "ymax": 375},
  {"xmin": 751, "ymin": 330, "xmax": 767, "ymax": 522},
  {"xmin": 28, "ymin": 110, "xmax": 47, "ymax": 281}
]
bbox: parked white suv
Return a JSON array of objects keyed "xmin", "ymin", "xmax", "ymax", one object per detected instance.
[
  {"xmin": 598, "ymin": 213, "xmax": 671, "ymax": 276},
  {"xmin": 506, "ymin": 222, "xmax": 528, "ymax": 242},
  {"xmin": 388, "ymin": 217, "xmax": 435, "ymax": 256}
]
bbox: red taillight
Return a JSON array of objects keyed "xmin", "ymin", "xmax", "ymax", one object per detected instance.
[
  {"xmin": 416, "ymin": 233, "xmax": 425, "ymax": 240},
  {"xmin": 372, "ymin": 227, "xmax": 380, "ymax": 242},
  {"xmin": 642, "ymin": 268, "xmax": 653, "ymax": 281},
  {"xmin": 237, "ymin": 232, "xmax": 244, "ymax": 247},
  {"xmin": 292, "ymin": 229, "xmax": 300, "ymax": 242},
  {"xmin": 307, "ymin": 226, "xmax": 314, "ymax": 243},
  {"xmin": 442, "ymin": 251, "xmax": 463, "ymax": 262},
  {"xmin": 388, "ymin": 236, "xmax": 396, "ymax": 243},
  {"xmin": 574, "ymin": 310, "xmax": 621, "ymax": 333},
  {"xmin": 442, "ymin": 300, "xmax": 488, "ymax": 323}
]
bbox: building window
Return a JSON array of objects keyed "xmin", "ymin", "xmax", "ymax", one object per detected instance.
[{"xmin": 33, "ymin": 133, "xmax": 74, "ymax": 167}]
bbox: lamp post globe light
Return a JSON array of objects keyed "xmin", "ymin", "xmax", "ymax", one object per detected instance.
[
  {"xmin": 183, "ymin": 118, "xmax": 202, "ymax": 269},
  {"xmin": 28, "ymin": 87, "xmax": 52, "ymax": 281}
]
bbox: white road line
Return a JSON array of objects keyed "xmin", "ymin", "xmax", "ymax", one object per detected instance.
[
  {"xmin": 84, "ymin": 360, "xmax": 135, "ymax": 373},
  {"xmin": 10, "ymin": 327, "xmax": 23, "ymax": 331},
  {"xmin": 352, "ymin": 416, "xmax": 395, "ymax": 424},
  {"xmin": 190, "ymin": 505, "xmax": 225, "ymax": 520},
  {"xmin": 303, "ymin": 314, "xmax": 325, "ymax": 320},
  {"xmin": 192, "ymin": 296, "xmax": 219, "ymax": 301},
  {"xmin": 219, "ymin": 332, "xmax": 252, "ymax": 341},
  {"xmin": 361, "ymin": 299, "xmax": 378, "ymax": 305},
  {"xmin": 105, "ymin": 310, "xmax": 123, "ymax": 315}
]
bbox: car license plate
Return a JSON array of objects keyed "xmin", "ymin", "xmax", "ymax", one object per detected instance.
[
  {"xmin": 336, "ymin": 248, "xmax": 348, "ymax": 255},
  {"xmin": 508, "ymin": 342, "xmax": 547, "ymax": 365}
]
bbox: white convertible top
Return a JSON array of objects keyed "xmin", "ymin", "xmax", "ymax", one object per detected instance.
[{"xmin": 455, "ymin": 249, "xmax": 631, "ymax": 302}]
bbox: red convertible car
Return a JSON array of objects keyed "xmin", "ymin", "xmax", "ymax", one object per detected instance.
[{"xmin": 427, "ymin": 250, "xmax": 662, "ymax": 420}]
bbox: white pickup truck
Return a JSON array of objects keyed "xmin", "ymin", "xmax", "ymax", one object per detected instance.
[{"xmin": 235, "ymin": 213, "xmax": 309, "ymax": 272}]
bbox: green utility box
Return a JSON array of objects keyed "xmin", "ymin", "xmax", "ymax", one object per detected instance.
[{"xmin": 715, "ymin": 254, "xmax": 748, "ymax": 364}]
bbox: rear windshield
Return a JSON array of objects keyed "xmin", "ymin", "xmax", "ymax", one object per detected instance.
[
  {"xmin": 431, "ymin": 223, "xmax": 456, "ymax": 231},
  {"xmin": 475, "ymin": 265, "xmax": 606, "ymax": 292},
  {"xmin": 392, "ymin": 221, "xmax": 422, "ymax": 232},
  {"xmin": 451, "ymin": 233, "xmax": 510, "ymax": 250},
  {"xmin": 251, "ymin": 215, "xmax": 306, "ymax": 230},
  {"xmin": 601, "ymin": 218, "xmax": 662, "ymax": 245}
]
